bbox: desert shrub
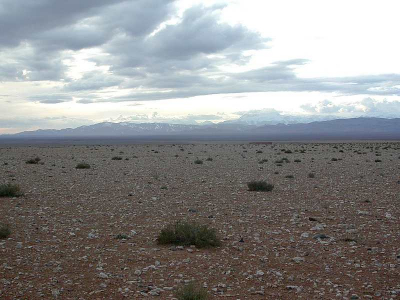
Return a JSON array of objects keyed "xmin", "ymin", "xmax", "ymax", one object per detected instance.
[
  {"xmin": 247, "ymin": 180, "xmax": 274, "ymax": 192},
  {"xmin": 194, "ymin": 159, "xmax": 203, "ymax": 165},
  {"xmin": 26, "ymin": 157, "xmax": 41, "ymax": 164},
  {"xmin": 294, "ymin": 159, "xmax": 301, "ymax": 162},
  {"xmin": 331, "ymin": 158, "xmax": 338, "ymax": 161},
  {"xmin": 115, "ymin": 234, "xmax": 129, "ymax": 240},
  {"xmin": 111, "ymin": 156, "xmax": 123, "ymax": 160},
  {"xmin": 258, "ymin": 159, "xmax": 268, "ymax": 164},
  {"xmin": 275, "ymin": 157, "xmax": 290, "ymax": 164},
  {"xmin": 256, "ymin": 150, "xmax": 263, "ymax": 154},
  {"xmin": 157, "ymin": 221, "xmax": 221, "ymax": 248},
  {"xmin": 205, "ymin": 157, "xmax": 213, "ymax": 161},
  {"xmin": 76, "ymin": 163, "xmax": 91, "ymax": 169},
  {"xmin": 375, "ymin": 159, "xmax": 382, "ymax": 162},
  {"xmin": 175, "ymin": 282, "xmax": 208, "ymax": 300},
  {"xmin": 285, "ymin": 175, "xmax": 294, "ymax": 179},
  {"xmin": 284, "ymin": 150, "xmax": 292, "ymax": 154},
  {"xmin": 0, "ymin": 184, "xmax": 22, "ymax": 197},
  {"xmin": 0, "ymin": 224, "xmax": 11, "ymax": 239},
  {"xmin": 308, "ymin": 172, "xmax": 315, "ymax": 178}
]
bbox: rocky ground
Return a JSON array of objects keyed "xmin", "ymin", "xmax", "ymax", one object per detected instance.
[{"xmin": 0, "ymin": 142, "xmax": 399, "ymax": 299}]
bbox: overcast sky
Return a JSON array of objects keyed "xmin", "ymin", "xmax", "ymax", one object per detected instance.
[{"xmin": 1, "ymin": 0, "xmax": 400, "ymax": 133}]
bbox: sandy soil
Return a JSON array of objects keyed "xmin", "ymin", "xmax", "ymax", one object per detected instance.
[{"xmin": 0, "ymin": 142, "xmax": 399, "ymax": 299}]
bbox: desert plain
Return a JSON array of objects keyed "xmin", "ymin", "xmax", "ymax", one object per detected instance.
[{"xmin": 0, "ymin": 141, "xmax": 399, "ymax": 299}]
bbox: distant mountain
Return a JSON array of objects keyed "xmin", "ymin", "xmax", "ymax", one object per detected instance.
[
  {"xmin": 251, "ymin": 117, "xmax": 400, "ymax": 139},
  {"xmin": 12, "ymin": 122, "xmax": 200, "ymax": 137},
  {"xmin": 222, "ymin": 111, "xmax": 338, "ymax": 126},
  {"xmin": 2, "ymin": 117, "xmax": 400, "ymax": 140}
]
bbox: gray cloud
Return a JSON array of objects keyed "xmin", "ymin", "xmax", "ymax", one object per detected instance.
[
  {"xmin": 63, "ymin": 72, "xmax": 123, "ymax": 91},
  {"xmin": 90, "ymin": 60, "xmax": 400, "ymax": 103},
  {"xmin": 0, "ymin": 0, "xmax": 399, "ymax": 103},
  {"xmin": 0, "ymin": 0, "xmax": 124, "ymax": 48},
  {"xmin": 146, "ymin": 4, "xmax": 267, "ymax": 60},
  {"xmin": 29, "ymin": 94, "xmax": 73, "ymax": 104},
  {"xmin": 0, "ymin": 116, "xmax": 92, "ymax": 130},
  {"xmin": 301, "ymin": 98, "xmax": 400, "ymax": 117}
]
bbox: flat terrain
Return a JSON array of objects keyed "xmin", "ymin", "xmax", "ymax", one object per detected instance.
[{"xmin": 0, "ymin": 142, "xmax": 399, "ymax": 299}]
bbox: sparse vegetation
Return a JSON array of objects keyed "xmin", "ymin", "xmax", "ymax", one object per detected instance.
[
  {"xmin": 308, "ymin": 172, "xmax": 315, "ymax": 178},
  {"xmin": 111, "ymin": 156, "xmax": 123, "ymax": 160},
  {"xmin": 258, "ymin": 159, "xmax": 268, "ymax": 164},
  {"xmin": 205, "ymin": 157, "xmax": 213, "ymax": 161},
  {"xmin": 247, "ymin": 180, "xmax": 274, "ymax": 192},
  {"xmin": 26, "ymin": 157, "xmax": 41, "ymax": 164},
  {"xmin": 175, "ymin": 282, "xmax": 208, "ymax": 300},
  {"xmin": 275, "ymin": 157, "xmax": 290, "ymax": 164},
  {"xmin": 157, "ymin": 221, "xmax": 221, "ymax": 248},
  {"xmin": 285, "ymin": 175, "xmax": 294, "ymax": 179},
  {"xmin": 75, "ymin": 163, "xmax": 91, "ymax": 169},
  {"xmin": 0, "ymin": 184, "xmax": 23, "ymax": 197},
  {"xmin": 0, "ymin": 223, "xmax": 11, "ymax": 239},
  {"xmin": 115, "ymin": 234, "xmax": 129, "ymax": 240},
  {"xmin": 194, "ymin": 159, "xmax": 203, "ymax": 164}
]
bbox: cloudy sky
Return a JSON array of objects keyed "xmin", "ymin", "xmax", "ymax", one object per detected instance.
[{"xmin": 1, "ymin": 0, "xmax": 400, "ymax": 133}]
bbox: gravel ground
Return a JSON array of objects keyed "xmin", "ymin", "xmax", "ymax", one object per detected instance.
[{"xmin": 0, "ymin": 142, "xmax": 399, "ymax": 299}]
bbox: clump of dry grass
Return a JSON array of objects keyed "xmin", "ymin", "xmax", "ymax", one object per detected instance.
[
  {"xmin": 157, "ymin": 221, "xmax": 221, "ymax": 248},
  {"xmin": 175, "ymin": 282, "xmax": 208, "ymax": 300},
  {"xmin": 0, "ymin": 184, "xmax": 23, "ymax": 197},
  {"xmin": 247, "ymin": 180, "xmax": 274, "ymax": 192}
]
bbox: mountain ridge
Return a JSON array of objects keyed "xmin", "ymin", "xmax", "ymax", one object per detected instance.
[{"xmin": 1, "ymin": 117, "xmax": 399, "ymax": 140}]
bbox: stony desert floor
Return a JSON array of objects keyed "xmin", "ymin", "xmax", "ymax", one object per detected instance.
[{"xmin": 0, "ymin": 142, "xmax": 399, "ymax": 299}]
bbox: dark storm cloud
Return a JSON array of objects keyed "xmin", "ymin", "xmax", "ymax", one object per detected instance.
[
  {"xmin": 0, "ymin": 0, "xmax": 124, "ymax": 48},
  {"xmin": 100, "ymin": 3, "xmax": 269, "ymax": 77},
  {"xmin": 97, "ymin": 0, "xmax": 175, "ymax": 37},
  {"xmin": 0, "ymin": 0, "xmax": 399, "ymax": 101},
  {"xmin": 145, "ymin": 4, "xmax": 267, "ymax": 60},
  {"xmin": 0, "ymin": 0, "xmax": 176, "ymax": 82}
]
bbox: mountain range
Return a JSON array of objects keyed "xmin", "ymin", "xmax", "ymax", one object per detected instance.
[{"xmin": 1, "ymin": 117, "xmax": 399, "ymax": 141}]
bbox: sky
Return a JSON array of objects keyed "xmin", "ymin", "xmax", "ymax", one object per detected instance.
[{"xmin": 1, "ymin": 0, "xmax": 400, "ymax": 133}]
